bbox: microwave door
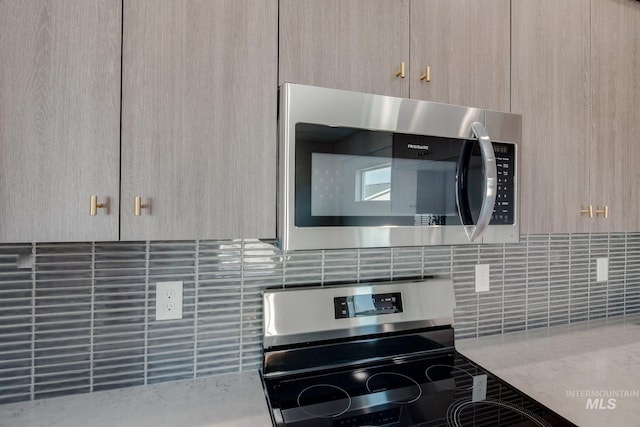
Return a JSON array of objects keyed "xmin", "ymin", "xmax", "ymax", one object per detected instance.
[
  {"xmin": 390, "ymin": 135, "xmax": 460, "ymax": 226},
  {"xmin": 455, "ymin": 122, "xmax": 498, "ymax": 242}
]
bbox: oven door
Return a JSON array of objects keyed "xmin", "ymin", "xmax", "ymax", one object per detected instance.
[{"xmin": 278, "ymin": 83, "xmax": 518, "ymax": 251}]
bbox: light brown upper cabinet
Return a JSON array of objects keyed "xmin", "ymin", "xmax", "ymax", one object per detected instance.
[
  {"xmin": 410, "ymin": 0, "xmax": 510, "ymax": 111},
  {"xmin": 513, "ymin": 0, "xmax": 591, "ymax": 234},
  {"xmin": 279, "ymin": 0, "xmax": 510, "ymax": 110},
  {"xmin": 279, "ymin": 0, "xmax": 410, "ymax": 98},
  {"xmin": 516, "ymin": 0, "xmax": 640, "ymax": 234},
  {"xmin": 590, "ymin": 0, "xmax": 640, "ymax": 232},
  {"xmin": 0, "ymin": 0, "xmax": 121, "ymax": 242},
  {"xmin": 1, "ymin": 0, "xmax": 277, "ymax": 243},
  {"xmin": 121, "ymin": 0, "xmax": 278, "ymax": 241}
]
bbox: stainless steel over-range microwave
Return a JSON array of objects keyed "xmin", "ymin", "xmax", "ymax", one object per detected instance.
[{"xmin": 277, "ymin": 83, "xmax": 521, "ymax": 251}]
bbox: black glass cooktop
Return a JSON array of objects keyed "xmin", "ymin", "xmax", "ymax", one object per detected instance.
[{"xmin": 262, "ymin": 338, "xmax": 576, "ymax": 427}]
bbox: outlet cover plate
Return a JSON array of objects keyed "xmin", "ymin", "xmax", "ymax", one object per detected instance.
[
  {"xmin": 597, "ymin": 258, "xmax": 609, "ymax": 282},
  {"xmin": 475, "ymin": 264, "xmax": 490, "ymax": 293},
  {"xmin": 156, "ymin": 281, "xmax": 183, "ymax": 321}
]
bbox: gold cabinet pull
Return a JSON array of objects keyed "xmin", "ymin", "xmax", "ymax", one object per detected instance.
[
  {"xmin": 420, "ymin": 66, "xmax": 431, "ymax": 82},
  {"xmin": 395, "ymin": 62, "xmax": 406, "ymax": 78},
  {"xmin": 595, "ymin": 206, "xmax": 609, "ymax": 218},
  {"xmin": 579, "ymin": 205, "xmax": 593, "ymax": 218},
  {"xmin": 90, "ymin": 195, "xmax": 108, "ymax": 216},
  {"xmin": 134, "ymin": 196, "xmax": 150, "ymax": 216}
]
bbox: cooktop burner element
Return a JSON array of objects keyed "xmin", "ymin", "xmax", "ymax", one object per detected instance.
[
  {"xmin": 261, "ymin": 279, "xmax": 576, "ymax": 427},
  {"xmin": 296, "ymin": 384, "xmax": 351, "ymax": 418},
  {"xmin": 365, "ymin": 372, "xmax": 422, "ymax": 404},
  {"xmin": 425, "ymin": 364, "xmax": 474, "ymax": 391},
  {"xmin": 447, "ymin": 398, "xmax": 554, "ymax": 427}
]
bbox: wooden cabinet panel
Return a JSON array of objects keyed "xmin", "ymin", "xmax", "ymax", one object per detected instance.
[
  {"xmin": 591, "ymin": 0, "xmax": 640, "ymax": 232},
  {"xmin": 512, "ymin": 0, "xmax": 590, "ymax": 234},
  {"xmin": 121, "ymin": 0, "xmax": 277, "ymax": 240},
  {"xmin": 279, "ymin": 0, "xmax": 410, "ymax": 97},
  {"xmin": 410, "ymin": 0, "xmax": 510, "ymax": 111},
  {"xmin": 0, "ymin": 0, "xmax": 121, "ymax": 242}
]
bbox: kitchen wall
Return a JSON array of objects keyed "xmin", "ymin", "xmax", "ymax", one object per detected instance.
[{"xmin": 1, "ymin": 232, "xmax": 639, "ymax": 405}]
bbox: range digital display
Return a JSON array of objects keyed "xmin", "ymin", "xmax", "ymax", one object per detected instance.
[{"xmin": 334, "ymin": 292, "xmax": 403, "ymax": 319}]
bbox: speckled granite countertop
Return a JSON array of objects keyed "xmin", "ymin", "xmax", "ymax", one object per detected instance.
[
  {"xmin": 456, "ymin": 314, "xmax": 640, "ymax": 427},
  {"xmin": 0, "ymin": 371, "xmax": 272, "ymax": 427}
]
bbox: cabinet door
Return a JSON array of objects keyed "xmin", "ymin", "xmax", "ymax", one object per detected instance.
[
  {"xmin": 591, "ymin": 0, "xmax": 640, "ymax": 232},
  {"xmin": 410, "ymin": 0, "xmax": 510, "ymax": 111},
  {"xmin": 0, "ymin": 0, "xmax": 121, "ymax": 242},
  {"xmin": 121, "ymin": 0, "xmax": 277, "ymax": 241},
  {"xmin": 512, "ymin": 0, "xmax": 591, "ymax": 234},
  {"xmin": 279, "ymin": 0, "xmax": 410, "ymax": 97}
]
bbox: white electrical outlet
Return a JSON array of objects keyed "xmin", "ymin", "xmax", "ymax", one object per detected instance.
[
  {"xmin": 475, "ymin": 264, "xmax": 490, "ymax": 293},
  {"xmin": 472, "ymin": 374, "xmax": 488, "ymax": 402},
  {"xmin": 597, "ymin": 258, "xmax": 609, "ymax": 282},
  {"xmin": 156, "ymin": 281, "xmax": 183, "ymax": 321}
]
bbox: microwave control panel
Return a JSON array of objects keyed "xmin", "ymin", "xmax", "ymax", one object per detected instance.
[{"xmin": 491, "ymin": 142, "xmax": 515, "ymax": 225}]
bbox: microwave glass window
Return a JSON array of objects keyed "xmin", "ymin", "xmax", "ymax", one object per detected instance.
[
  {"xmin": 358, "ymin": 165, "xmax": 391, "ymax": 201},
  {"xmin": 295, "ymin": 123, "xmax": 511, "ymax": 228}
]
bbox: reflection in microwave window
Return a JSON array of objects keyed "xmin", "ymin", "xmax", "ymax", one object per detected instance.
[{"xmin": 356, "ymin": 164, "xmax": 391, "ymax": 201}]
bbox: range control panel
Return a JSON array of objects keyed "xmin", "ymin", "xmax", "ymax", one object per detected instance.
[
  {"xmin": 491, "ymin": 142, "xmax": 516, "ymax": 225},
  {"xmin": 334, "ymin": 292, "xmax": 403, "ymax": 319}
]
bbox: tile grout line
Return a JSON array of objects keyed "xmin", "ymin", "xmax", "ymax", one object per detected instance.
[
  {"xmin": 320, "ymin": 250, "xmax": 325, "ymax": 285},
  {"xmin": 193, "ymin": 240, "xmax": 200, "ymax": 379},
  {"xmin": 587, "ymin": 232, "xmax": 592, "ymax": 321},
  {"xmin": 568, "ymin": 234, "xmax": 573, "ymax": 324},
  {"xmin": 239, "ymin": 240, "xmax": 245, "ymax": 371},
  {"xmin": 501, "ymin": 243, "xmax": 506, "ymax": 334},
  {"xmin": 90, "ymin": 242, "xmax": 96, "ymax": 392},
  {"xmin": 603, "ymin": 234, "xmax": 608, "ymax": 318},
  {"xmin": 524, "ymin": 235, "xmax": 529, "ymax": 330},
  {"xmin": 30, "ymin": 242, "xmax": 36, "ymax": 401},
  {"xmin": 143, "ymin": 241, "xmax": 150, "ymax": 385},
  {"xmin": 475, "ymin": 245, "xmax": 480, "ymax": 338},
  {"xmin": 547, "ymin": 233, "xmax": 551, "ymax": 328},
  {"xmin": 624, "ymin": 233, "xmax": 628, "ymax": 315},
  {"xmin": 356, "ymin": 249, "xmax": 361, "ymax": 283},
  {"xmin": 390, "ymin": 247, "xmax": 394, "ymax": 281}
]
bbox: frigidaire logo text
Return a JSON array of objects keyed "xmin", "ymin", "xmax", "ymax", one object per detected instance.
[{"xmin": 407, "ymin": 144, "xmax": 430, "ymax": 150}]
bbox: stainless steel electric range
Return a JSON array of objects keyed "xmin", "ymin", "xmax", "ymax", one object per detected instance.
[{"xmin": 260, "ymin": 278, "xmax": 576, "ymax": 427}]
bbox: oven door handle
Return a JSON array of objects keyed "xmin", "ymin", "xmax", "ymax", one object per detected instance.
[{"xmin": 465, "ymin": 122, "xmax": 497, "ymax": 242}]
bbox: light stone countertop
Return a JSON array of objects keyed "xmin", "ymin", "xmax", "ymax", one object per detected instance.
[
  {"xmin": 4, "ymin": 316, "xmax": 640, "ymax": 427},
  {"xmin": 0, "ymin": 370, "xmax": 272, "ymax": 427},
  {"xmin": 456, "ymin": 314, "xmax": 640, "ymax": 427}
]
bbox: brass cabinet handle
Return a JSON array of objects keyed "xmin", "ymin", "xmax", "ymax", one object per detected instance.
[
  {"xmin": 134, "ymin": 196, "xmax": 151, "ymax": 216},
  {"xmin": 419, "ymin": 66, "xmax": 431, "ymax": 82},
  {"xmin": 579, "ymin": 205, "xmax": 593, "ymax": 218},
  {"xmin": 395, "ymin": 62, "xmax": 406, "ymax": 78},
  {"xmin": 595, "ymin": 206, "xmax": 609, "ymax": 218},
  {"xmin": 90, "ymin": 195, "xmax": 108, "ymax": 216}
]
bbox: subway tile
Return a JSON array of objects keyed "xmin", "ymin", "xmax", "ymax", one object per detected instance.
[
  {"xmin": 390, "ymin": 247, "xmax": 423, "ymax": 279},
  {"xmin": 358, "ymin": 248, "xmax": 392, "ymax": 282},
  {"xmin": 0, "ymin": 233, "xmax": 639, "ymax": 403}
]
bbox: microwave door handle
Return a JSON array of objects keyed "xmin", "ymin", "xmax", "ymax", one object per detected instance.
[
  {"xmin": 467, "ymin": 122, "xmax": 498, "ymax": 242},
  {"xmin": 456, "ymin": 140, "xmax": 475, "ymax": 226}
]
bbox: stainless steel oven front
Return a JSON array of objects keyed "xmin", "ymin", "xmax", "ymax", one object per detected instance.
[
  {"xmin": 260, "ymin": 279, "xmax": 577, "ymax": 427},
  {"xmin": 278, "ymin": 83, "xmax": 521, "ymax": 251}
]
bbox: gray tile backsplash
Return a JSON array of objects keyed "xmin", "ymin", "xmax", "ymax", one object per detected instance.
[{"xmin": 1, "ymin": 233, "xmax": 639, "ymax": 404}]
